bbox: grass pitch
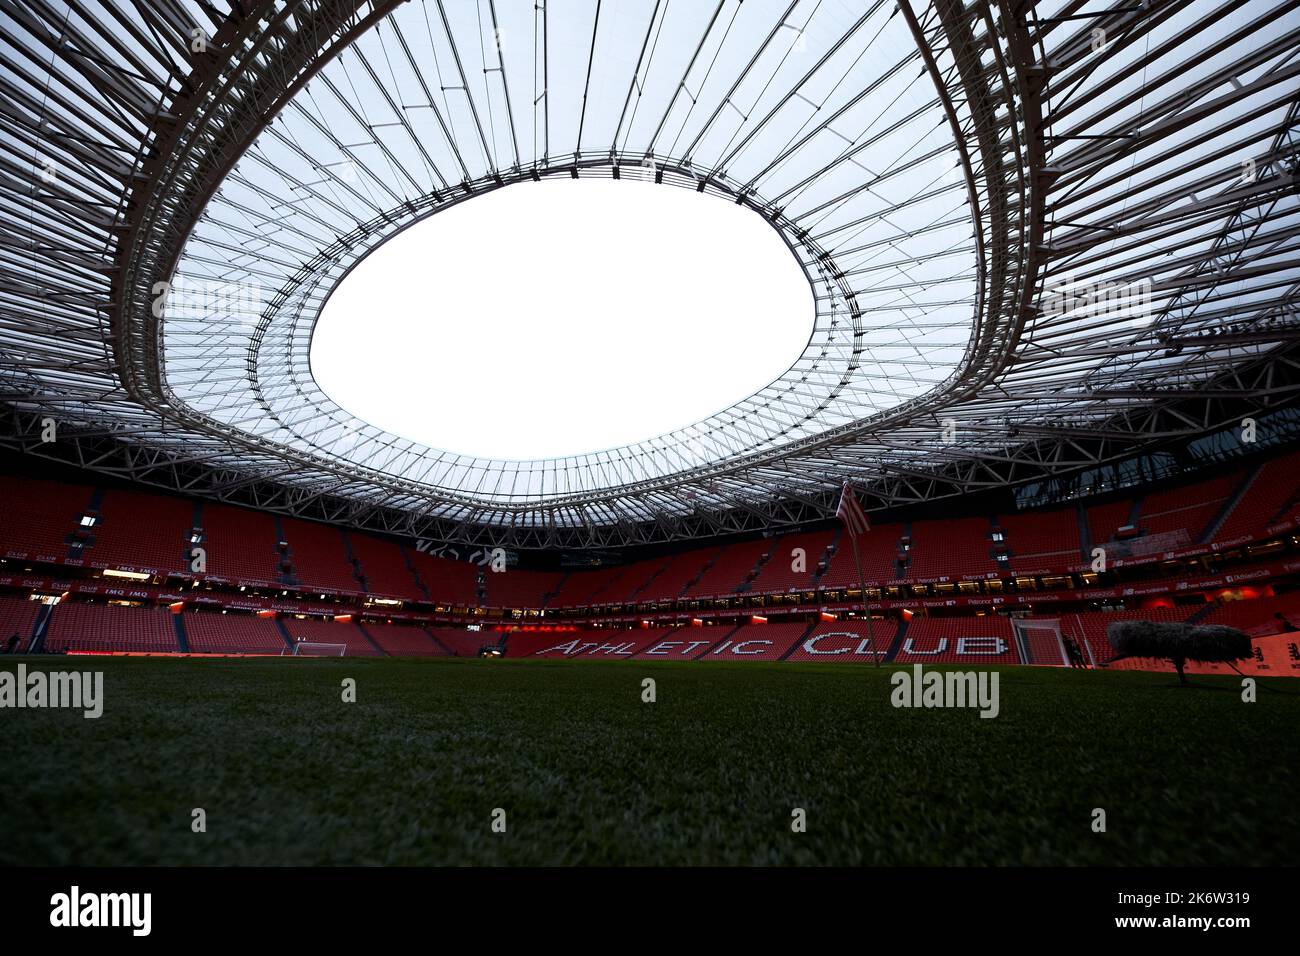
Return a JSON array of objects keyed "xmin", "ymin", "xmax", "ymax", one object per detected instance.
[{"xmin": 1, "ymin": 657, "xmax": 1295, "ymax": 866}]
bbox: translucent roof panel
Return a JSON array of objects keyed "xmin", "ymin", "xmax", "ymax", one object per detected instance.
[{"xmin": 160, "ymin": 0, "xmax": 977, "ymax": 502}]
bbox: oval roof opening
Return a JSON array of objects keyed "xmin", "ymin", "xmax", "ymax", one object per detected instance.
[{"xmin": 311, "ymin": 177, "xmax": 815, "ymax": 461}]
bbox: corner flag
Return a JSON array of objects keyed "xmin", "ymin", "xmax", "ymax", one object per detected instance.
[
  {"xmin": 835, "ymin": 482, "xmax": 878, "ymax": 666},
  {"xmin": 836, "ymin": 482, "xmax": 870, "ymax": 537}
]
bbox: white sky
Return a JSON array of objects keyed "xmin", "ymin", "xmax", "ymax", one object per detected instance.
[{"xmin": 311, "ymin": 177, "xmax": 814, "ymax": 460}]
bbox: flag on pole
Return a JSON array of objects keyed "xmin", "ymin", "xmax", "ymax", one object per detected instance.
[{"xmin": 836, "ymin": 481, "xmax": 870, "ymax": 537}]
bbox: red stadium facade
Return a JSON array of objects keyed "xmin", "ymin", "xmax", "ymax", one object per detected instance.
[{"xmin": 3, "ymin": 445, "xmax": 1299, "ymax": 674}]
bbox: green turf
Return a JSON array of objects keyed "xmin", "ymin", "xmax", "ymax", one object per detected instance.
[{"xmin": 0, "ymin": 657, "xmax": 1295, "ymax": 865}]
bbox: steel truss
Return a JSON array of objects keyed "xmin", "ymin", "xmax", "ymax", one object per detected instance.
[{"xmin": 1, "ymin": 0, "xmax": 1299, "ymax": 549}]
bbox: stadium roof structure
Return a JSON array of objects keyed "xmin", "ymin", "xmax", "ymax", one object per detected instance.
[{"xmin": 2, "ymin": 0, "xmax": 1300, "ymax": 549}]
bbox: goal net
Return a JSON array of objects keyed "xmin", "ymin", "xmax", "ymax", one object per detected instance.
[{"xmin": 284, "ymin": 640, "xmax": 347, "ymax": 657}]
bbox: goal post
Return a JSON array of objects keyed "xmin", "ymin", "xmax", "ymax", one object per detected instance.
[{"xmin": 285, "ymin": 640, "xmax": 347, "ymax": 657}]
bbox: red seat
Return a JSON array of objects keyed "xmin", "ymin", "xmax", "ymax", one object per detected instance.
[
  {"xmin": 748, "ymin": 532, "xmax": 834, "ymax": 594},
  {"xmin": 362, "ymin": 622, "xmax": 446, "ymax": 656},
  {"xmin": 407, "ymin": 551, "xmax": 480, "ymax": 606},
  {"xmin": 184, "ymin": 611, "xmax": 287, "ymax": 654},
  {"xmin": 784, "ymin": 618, "xmax": 894, "ymax": 662},
  {"xmin": 1214, "ymin": 452, "xmax": 1300, "ymax": 542},
  {"xmin": 894, "ymin": 615, "xmax": 1019, "ymax": 665},
  {"xmin": 44, "ymin": 602, "xmax": 177, "ymax": 653},
  {"xmin": 200, "ymin": 503, "xmax": 279, "ymax": 585},
  {"xmin": 349, "ymin": 534, "xmax": 420, "ymax": 599},
  {"xmin": 907, "ymin": 517, "xmax": 997, "ymax": 580},
  {"xmin": 0, "ymin": 593, "xmax": 42, "ymax": 649},
  {"xmin": 998, "ymin": 508, "xmax": 1080, "ymax": 573},
  {"xmin": 280, "ymin": 517, "xmax": 358, "ymax": 593},
  {"xmin": 1058, "ymin": 606, "xmax": 1191, "ymax": 666},
  {"xmin": 0, "ymin": 476, "xmax": 90, "ymax": 563},
  {"xmin": 281, "ymin": 615, "xmax": 380, "ymax": 656},
  {"xmin": 88, "ymin": 488, "xmax": 192, "ymax": 575},
  {"xmin": 818, "ymin": 523, "xmax": 904, "ymax": 587}
]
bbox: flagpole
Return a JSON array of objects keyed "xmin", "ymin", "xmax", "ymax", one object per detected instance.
[{"xmin": 848, "ymin": 530, "xmax": 880, "ymax": 667}]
